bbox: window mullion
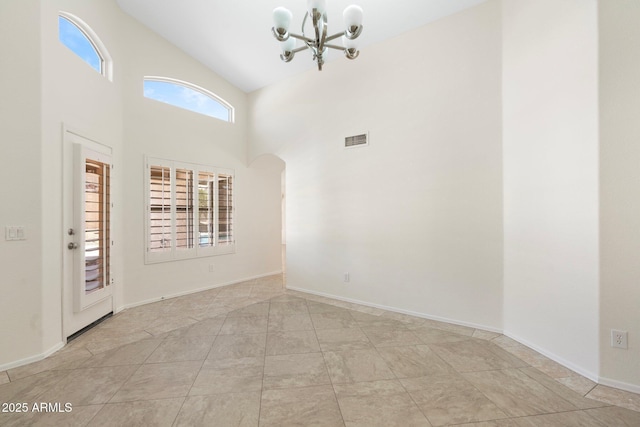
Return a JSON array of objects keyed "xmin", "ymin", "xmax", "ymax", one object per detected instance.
[
  {"xmin": 213, "ymin": 172, "xmax": 219, "ymax": 248},
  {"xmin": 171, "ymin": 163, "xmax": 177, "ymax": 258},
  {"xmin": 193, "ymin": 169, "xmax": 199, "ymax": 254}
]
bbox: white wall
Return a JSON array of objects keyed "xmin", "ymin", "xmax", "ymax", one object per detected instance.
[
  {"xmin": 599, "ymin": 0, "xmax": 640, "ymax": 391},
  {"xmin": 40, "ymin": 0, "xmax": 126, "ymax": 356},
  {"xmin": 4, "ymin": 0, "xmax": 638, "ymax": 393},
  {"xmin": 502, "ymin": 0, "xmax": 600, "ymax": 379},
  {"xmin": 250, "ymin": 1, "xmax": 503, "ymax": 331},
  {"xmin": 0, "ymin": 0, "xmax": 283, "ymax": 370},
  {"xmin": 120, "ymin": 13, "xmax": 283, "ymax": 305},
  {"xmin": 0, "ymin": 0, "xmax": 44, "ymax": 367}
]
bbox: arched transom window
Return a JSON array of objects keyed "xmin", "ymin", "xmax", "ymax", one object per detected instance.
[
  {"xmin": 143, "ymin": 77, "xmax": 234, "ymax": 123},
  {"xmin": 58, "ymin": 12, "xmax": 113, "ymax": 80}
]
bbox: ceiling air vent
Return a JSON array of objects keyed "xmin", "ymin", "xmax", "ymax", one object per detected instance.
[{"xmin": 345, "ymin": 132, "xmax": 369, "ymax": 148}]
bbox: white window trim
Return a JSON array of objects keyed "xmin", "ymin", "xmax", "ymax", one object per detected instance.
[
  {"xmin": 144, "ymin": 76, "xmax": 235, "ymax": 123},
  {"xmin": 144, "ymin": 156, "xmax": 235, "ymax": 264},
  {"xmin": 59, "ymin": 11, "xmax": 114, "ymax": 81}
]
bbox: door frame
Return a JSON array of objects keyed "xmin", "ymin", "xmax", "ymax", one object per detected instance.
[{"xmin": 61, "ymin": 124, "xmax": 116, "ymax": 340}]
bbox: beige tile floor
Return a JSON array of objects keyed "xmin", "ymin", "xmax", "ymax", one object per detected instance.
[{"xmin": 1, "ymin": 274, "xmax": 639, "ymax": 426}]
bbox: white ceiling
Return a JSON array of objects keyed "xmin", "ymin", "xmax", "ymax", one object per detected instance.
[{"xmin": 116, "ymin": 0, "xmax": 487, "ymax": 93}]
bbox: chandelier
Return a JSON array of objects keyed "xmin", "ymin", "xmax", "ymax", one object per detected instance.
[{"xmin": 272, "ymin": 0, "xmax": 364, "ymax": 71}]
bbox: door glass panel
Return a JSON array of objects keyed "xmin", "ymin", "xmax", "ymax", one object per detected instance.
[
  {"xmin": 218, "ymin": 174, "xmax": 233, "ymax": 245},
  {"xmin": 198, "ymin": 172, "xmax": 215, "ymax": 247},
  {"xmin": 84, "ymin": 160, "xmax": 110, "ymax": 294}
]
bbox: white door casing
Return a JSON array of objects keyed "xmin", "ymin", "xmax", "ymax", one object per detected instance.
[{"xmin": 62, "ymin": 128, "xmax": 114, "ymax": 338}]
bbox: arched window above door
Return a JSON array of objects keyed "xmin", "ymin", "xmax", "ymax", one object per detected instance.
[{"xmin": 58, "ymin": 12, "xmax": 113, "ymax": 81}]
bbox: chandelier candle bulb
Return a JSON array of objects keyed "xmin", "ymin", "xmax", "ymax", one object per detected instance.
[
  {"xmin": 343, "ymin": 5, "xmax": 363, "ymax": 38},
  {"xmin": 307, "ymin": 0, "xmax": 327, "ymax": 15},
  {"xmin": 342, "ymin": 35, "xmax": 359, "ymax": 60},
  {"xmin": 280, "ymin": 36, "xmax": 297, "ymax": 62},
  {"xmin": 272, "ymin": 7, "xmax": 293, "ymax": 39},
  {"xmin": 281, "ymin": 37, "xmax": 296, "ymax": 53},
  {"xmin": 342, "ymin": 35, "xmax": 357, "ymax": 49}
]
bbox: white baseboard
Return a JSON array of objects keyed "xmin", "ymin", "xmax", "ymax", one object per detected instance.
[
  {"xmin": 0, "ymin": 341, "xmax": 65, "ymax": 373},
  {"xmin": 503, "ymin": 330, "xmax": 599, "ymax": 383},
  {"xmin": 123, "ymin": 270, "xmax": 283, "ymax": 310},
  {"xmin": 287, "ymin": 286, "xmax": 640, "ymax": 393},
  {"xmin": 598, "ymin": 376, "xmax": 640, "ymax": 394},
  {"xmin": 285, "ymin": 285, "xmax": 503, "ymax": 334},
  {"xmin": 7, "ymin": 276, "xmax": 639, "ymax": 396},
  {"xmin": 0, "ymin": 271, "xmax": 282, "ymax": 374}
]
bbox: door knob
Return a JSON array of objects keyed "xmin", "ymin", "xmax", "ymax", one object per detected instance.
[{"xmin": 68, "ymin": 242, "xmax": 78, "ymax": 250}]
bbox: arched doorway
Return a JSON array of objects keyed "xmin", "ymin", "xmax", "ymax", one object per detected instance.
[{"xmin": 249, "ymin": 154, "xmax": 286, "ymax": 286}]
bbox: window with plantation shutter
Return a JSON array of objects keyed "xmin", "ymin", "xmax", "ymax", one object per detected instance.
[
  {"xmin": 149, "ymin": 165, "xmax": 172, "ymax": 253},
  {"xmin": 145, "ymin": 157, "xmax": 234, "ymax": 263}
]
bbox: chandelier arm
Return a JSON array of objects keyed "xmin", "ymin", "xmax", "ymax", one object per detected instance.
[
  {"xmin": 309, "ymin": 9, "xmax": 326, "ymax": 71},
  {"xmin": 319, "ymin": 15, "xmax": 328, "ymax": 53},
  {"xmin": 301, "ymin": 11, "xmax": 309, "ymax": 36},
  {"xmin": 291, "ymin": 46, "xmax": 310, "ymax": 54},
  {"xmin": 300, "ymin": 11, "xmax": 317, "ymax": 51},
  {"xmin": 312, "ymin": 10, "xmax": 321, "ymax": 50},
  {"xmin": 325, "ymin": 32, "xmax": 345, "ymax": 43},
  {"xmin": 289, "ymin": 33, "xmax": 315, "ymax": 44},
  {"xmin": 319, "ymin": 19, "xmax": 328, "ymax": 71},
  {"xmin": 324, "ymin": 43, "xmax": 346, "ymax": 51}
]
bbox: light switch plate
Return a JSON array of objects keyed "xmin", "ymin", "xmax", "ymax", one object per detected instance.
[{"xmin": 5, "ymin": 226, "xmax": 26, "ymax": 241}]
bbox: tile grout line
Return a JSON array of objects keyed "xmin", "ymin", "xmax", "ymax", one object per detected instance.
[
  {"xmin": 312, "ymin": 298, "xmax": 348, "ymax": 427},
  {"xmin": 516, "ymin": 366, "xmax": 613, "ymax": 413},
  {"xmin": 4, "ymin": 276, "xmax": 639, "ymax": 424},
  {"xmin": 256, "ymin": 296, "xmax": 273, "ymax": 427},
  {"xmin": 366, "ymin": 318, "xmax": 535, "ymax": 426},
  {"xmin": 364, "ymin": 311, "xmax": 436, "ymax": 426}
]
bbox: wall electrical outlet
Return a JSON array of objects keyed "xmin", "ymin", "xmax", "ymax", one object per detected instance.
[
  {"xmin": 208, "ymin": 264, "xmax": 215, "ymax": 273},
  {"xmin": 611, "ymin": 329, "xmax": 628, "ymax": 349},
  {"xmin": 343, "ymin": 272, "xmax": 350, "ymax": 283}
]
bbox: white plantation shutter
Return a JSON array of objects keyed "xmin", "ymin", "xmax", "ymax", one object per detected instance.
[
  {"xmin": 175, "ymin": 168, "xmax": 195, "ymax": 250},
  {"xmin": 218, "ymin": 173, "xmax": 233, "ymax": 246},
  {"xmin": 149, "ymin": 165, "xmax": 172, "ymax": 253},
  {"xmin": 145, "ymin": 157, "xmax": 234, "ymax": 263},
  {"xmin": 198, "ymin": 171, "xmax": 216, "ymax": 248}
]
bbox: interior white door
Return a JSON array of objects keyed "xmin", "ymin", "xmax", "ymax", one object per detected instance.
[{"xmin": 63, "ymin": 129, "xmax": 114, "ymax": 338}]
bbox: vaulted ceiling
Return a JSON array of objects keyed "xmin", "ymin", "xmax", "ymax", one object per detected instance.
[{"xmin": 116, "ymin": 0, "xmax": 487, "ymax": 93}]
